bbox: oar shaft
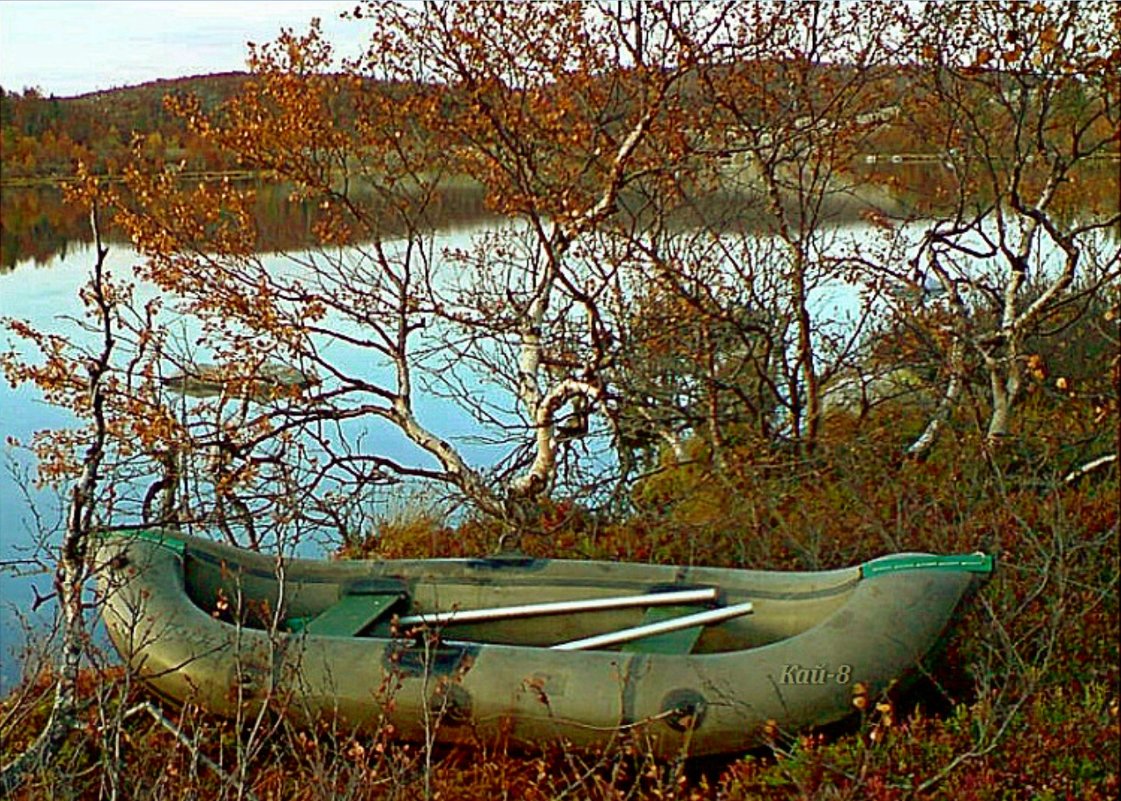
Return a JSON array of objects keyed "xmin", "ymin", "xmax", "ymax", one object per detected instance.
[
  {"xmin": 396, "ymin": 587, "xmax": 718, "ymax": 627},
  {"xmin": 551, "ymin": 601, "xmax": 754, "ymax": 651}
]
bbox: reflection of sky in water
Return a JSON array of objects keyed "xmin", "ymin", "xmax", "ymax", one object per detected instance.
[
  {"xmin": 1, "ymin": 248, "xmax": 89, "ymax": 692},
  {"xmin": 0, "ymin": 218, "xmax": 1085, "ymax": 691},
  {"xmin": 0, "ymin": 228, "xmax": 518, "ymax": 690},
  {"xmin": 0, "ymin": 224, "xmax": 879, "ymax": 690}
]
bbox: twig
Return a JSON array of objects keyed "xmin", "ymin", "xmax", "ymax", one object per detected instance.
[
  {"xmin": 122, "ymin": 702, "xmax": 261, "ymax": 801},
  {"xmin": 1063, "ymin": 453, "xmax": 1117, "ymax": 485}
]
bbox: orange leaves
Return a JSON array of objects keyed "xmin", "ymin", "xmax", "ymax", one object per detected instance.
[
  {"xmin": 347, "ymin": 3, "xmax": 692, "ymax": 228},
  {"xmin": 119, "ymin": 170, "xmax": 257, "ymax": 272},
  {"xmin": 1039, "ymin": 25, "xmax": 1060, "ymax": 56},
  {"xmin": 310, "ymin": 201, "xmax": 354, "ymax": 247},
  {"xmin": 1027, "ymin": 353, "xmax": 1047, "ymax": 382},
  {"xmin": 129, "ymin": 402, "xmax": 182, "ymax": 454}
]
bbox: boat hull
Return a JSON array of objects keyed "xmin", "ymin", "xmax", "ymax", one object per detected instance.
[{"xmin": 96, "ymin": 530, "xmax": 987, "ymax": 757}]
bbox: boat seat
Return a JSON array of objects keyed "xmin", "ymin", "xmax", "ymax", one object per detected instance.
[
  {"xmin": 622, "ymin": 605, "xmax": 706, "ymax": 655},
  {"xmin": 293, "ymin": 580, "xmax": 407, "ymax": 637}
]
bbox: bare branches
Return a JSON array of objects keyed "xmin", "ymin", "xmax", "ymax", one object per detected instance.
[
  {"xmin": 4, "ymin": 2, "xmax": 1114, "ymax": 552},
  {"xmin": 897, "ymin": 1, "xmax": 1120, "ymax": 449},
  {"xmin": 1, "ymin": 182, "xmax": 114, "ymax": 795}
]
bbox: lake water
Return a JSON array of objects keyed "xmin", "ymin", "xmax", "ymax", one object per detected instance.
[
  {"xmin": 0, "ymin": 206, "xmax": 890, "ymax": 693},
  {"xmin": 0, "ymin": 226, "xmax": 512, "ymax": 691}
]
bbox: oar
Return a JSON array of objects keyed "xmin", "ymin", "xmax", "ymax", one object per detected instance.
[
  {"xmin": 551, "ymin": 601, "xmax": 754, "ymax": 651},
  {"xmin": 395, "ymin": 587, "xmax": 718, "ymax": 627}
]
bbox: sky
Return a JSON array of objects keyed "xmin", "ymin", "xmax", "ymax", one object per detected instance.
[{"xmin": 0, "ymin": 0, "xmax": 371, "ymax": 97}]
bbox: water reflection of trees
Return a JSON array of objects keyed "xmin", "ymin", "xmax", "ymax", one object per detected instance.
[
  {"xmin": 1, "ymin": 185, "xmax": 94, "ymax": 270},
  {"xmin": 1, "ymin": 179, "xmax": 497, "ymax": 271},
  {"xmin": 851, "ymin": 160, "xmax": 1121, "ymax": 229},
  {"xmin": 7, "ymin": 164, "xmax": 1114, "ymax": 272}
]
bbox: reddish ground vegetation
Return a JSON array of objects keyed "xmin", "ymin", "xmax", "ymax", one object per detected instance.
[{"xmin": 5, "ymin": 423, "xmax": 1116, "ymax": 799}]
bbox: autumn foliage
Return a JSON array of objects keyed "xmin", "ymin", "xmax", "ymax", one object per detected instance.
[{"xmin": 1, "ymin": 1, "xmax": 1119, "ymax": 798}]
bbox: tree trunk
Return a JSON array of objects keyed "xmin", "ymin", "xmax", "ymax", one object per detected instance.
[{"xmin": 1, "ymin": 203, "xmax": 113, "ymax": 794}]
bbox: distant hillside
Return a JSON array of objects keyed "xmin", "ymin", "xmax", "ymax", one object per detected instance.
[
  {"xmin": 69, "ymin": 72, "xmax": 253, "ymax": 129},
  {"xmin": 72, "ymin": 72, "xmax": 253, "ymax": 104},
  {"xmin": 1, "ymin": 73, "xmax": 254, "ymax": 180},
  {"xmin": 0, "ymin": 62, "xmax": 948, "ymax": 186}
]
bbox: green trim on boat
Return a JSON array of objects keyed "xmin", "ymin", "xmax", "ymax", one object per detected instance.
[
  {"xmin": 101, "ymin": 528, "xmax": 187, "ymax": 555},
  {"xmin": 862, "ymin": 552, "xmax": 994, "ymax": 578}
]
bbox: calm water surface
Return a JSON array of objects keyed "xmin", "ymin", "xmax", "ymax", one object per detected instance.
[
  {"xmin": 0, "ymin": 229, "xmax": 510, "ymax": 691},
  {"xmin": 0, "ymin": 219, "xmax": 876, "ymax": 693}
]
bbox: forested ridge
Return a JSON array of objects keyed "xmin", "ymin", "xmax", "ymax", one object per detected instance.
[
  {"xmin": 1, "ymin": 73, "xmax": 253, "ymax": 178},
  {"xmin": 6, "ymin": 61, "xmax": 1115, "ymax": 183}
]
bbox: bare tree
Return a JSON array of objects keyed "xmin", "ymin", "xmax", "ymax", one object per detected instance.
[
  {"xmin": 896, "ymin": 1, "xmax": 1120, "ymax": 455},
  {"xmin": 679, "ymin": 2, "xmax": 908, "ymax": 453},
  {"xmin": 90, "ymin": 2, "xmax": 733, "ymax": 542},
  {"xmin": 1, "ymin": 178, "xmax": 115, "ymax": 793}
]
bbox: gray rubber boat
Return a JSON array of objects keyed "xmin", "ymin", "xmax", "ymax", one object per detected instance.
[{"xmin": 96, "ymin": 529, "xmax": 992, "ymax": 757}]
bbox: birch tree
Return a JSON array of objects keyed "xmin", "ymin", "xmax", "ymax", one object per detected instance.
[
  {"xmin": 898, "ymin": 1, "xmax": 1120, "ymax": 455},
  {"xmin": 0, "ymin": 177, "xmax": 121, "ymax": 792},
  {"xmin": 99, "ymin": 2, "xmax": 720, "ymax": 539}
]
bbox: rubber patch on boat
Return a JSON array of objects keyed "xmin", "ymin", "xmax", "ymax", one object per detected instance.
[
  {"xmin": 660, "ymin": 688, "xmax": 707, "ymax": 732},
  {"xmin": 466, "ymin": 556, "xmax": 548, "ymax": 571},
  {"xmin": 384, "ymin": 640, "xmax": 481, "ymax": 678}
]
